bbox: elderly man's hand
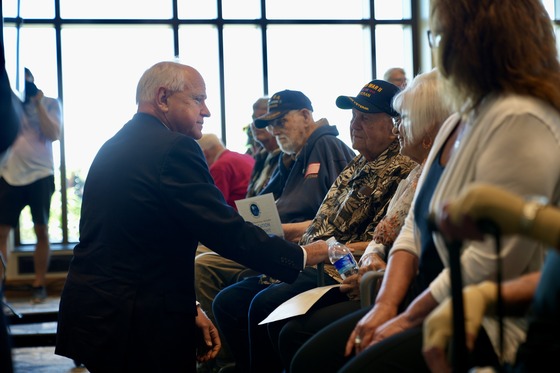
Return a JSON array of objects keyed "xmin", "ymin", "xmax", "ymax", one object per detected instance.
[{"xmin": 340, "ymin": 252, "xmax": 386, "ymax": 300}]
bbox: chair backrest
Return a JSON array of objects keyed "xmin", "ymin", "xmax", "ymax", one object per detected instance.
[{"xmin": 359, "ymin": 270, "xmax": 385, "ymax": 308}]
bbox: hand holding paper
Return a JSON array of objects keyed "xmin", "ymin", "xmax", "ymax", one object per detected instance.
[{"xmin": 236, "ymin": 193, "xmax": 284, "ymax": 238}]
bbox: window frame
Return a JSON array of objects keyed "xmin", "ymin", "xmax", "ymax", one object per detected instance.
[{"xmin": 2, "ymin": 0, "xmax": 420, "ymax": 248}]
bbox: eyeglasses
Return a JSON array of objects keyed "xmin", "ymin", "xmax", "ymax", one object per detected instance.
[
  {"xmin": 427, "ymin": 30, "xmax": 442, "ymax": 49},
  {"xmin": 267, "ymin": 118, "xmax": 285, "ymax": 129}
]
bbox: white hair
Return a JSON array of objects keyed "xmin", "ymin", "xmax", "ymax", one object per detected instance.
[
  {"xmin": 196, "ymin": 133, "xmax": 224, "ymax": 151},
  {"xmin": 135, "ymin": 61, "xmax": 188, "ymax": 104},
  {"xmin": 392, "ymin": 68, "xmax": 453, "ymax": 144}
]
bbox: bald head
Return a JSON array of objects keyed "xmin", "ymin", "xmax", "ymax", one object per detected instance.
[
  {"xmin": 197, "ymin": 133, "xmax": 226, "ymax": 166},
  {"xmin": 383, "ymin": 67, "xmax": 407, "ymax": 89}
]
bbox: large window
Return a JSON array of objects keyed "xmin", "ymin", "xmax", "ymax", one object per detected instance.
[
  {"xmin": 2, "ymin": 0, "xmax": 419, "ymax": 247},
  {"xmin": 543, "ymin": 0, "xmax": 560, "ymax": 52}
]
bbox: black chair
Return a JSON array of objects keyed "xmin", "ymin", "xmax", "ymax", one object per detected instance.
[{"xmin": 359, "ymin": 270, "xmax": 385, "ymax": 308}]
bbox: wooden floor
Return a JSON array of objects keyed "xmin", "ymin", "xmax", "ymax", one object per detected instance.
[
  {"xmin": 3, "ymin": 280, "xmax": 88, "ymax": 373},
  {"xmin": 12, "ymin": 346, "xmax": 88, "ymax": 373}
]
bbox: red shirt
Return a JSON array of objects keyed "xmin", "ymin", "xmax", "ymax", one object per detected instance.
[{"xmin": 210, "ymin": 149, "xmax": 255, "ymax": 210}]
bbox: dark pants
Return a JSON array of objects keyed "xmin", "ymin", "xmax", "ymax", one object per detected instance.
[
  {"xmin": 0, "ymin": 175, "xmax": 55, "ymax": 227},
  {"xmin": 212, "ymin": 268, "xmax": 338, "ymax": 373},
  {"xmin": 291, "ymin": 306, "xmax": 499, "ymax": 373},
  {"xmin": 291, "ymin": 306, "xmax": 367, "ymax": 373},
  {"xmin": 0, "ymin": 287, "xmax": 13, "ymax": 373},
  {"xmin": 272, "ymin": 298, "xmax": 360, "ymax": 372}
]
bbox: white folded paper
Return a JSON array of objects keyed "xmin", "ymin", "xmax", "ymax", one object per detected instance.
[{"xmin": 259, "ymin": 284, "xmax": 341, "ymax": 325}]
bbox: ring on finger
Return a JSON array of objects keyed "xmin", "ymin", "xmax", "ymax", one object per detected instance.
[{"xmin": 354, "ymin": 336, "xmax": 362, "ymax": 345}]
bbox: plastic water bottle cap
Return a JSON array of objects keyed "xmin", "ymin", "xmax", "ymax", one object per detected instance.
[{"xmin": 326, "ymin": 237, "xmax": 337, "ymax": 245}]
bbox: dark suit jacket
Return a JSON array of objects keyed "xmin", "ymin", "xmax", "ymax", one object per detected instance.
[
  {"xmin": 55, "ymin": 113, "xmax": 304, "ymax": 372},
  {"xmin": 0, "ymin": 67, "xmax": 19, "ymax": 154},
  {"xmin": 0, "ymin": 32, "xmax": 17, "ymax": 373}
]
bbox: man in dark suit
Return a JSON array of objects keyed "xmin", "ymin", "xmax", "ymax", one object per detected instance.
[
  {"xmin": 1, "ymin": 13, "xmax": 20, "ymax": 373},
  {"xmin": 54, "ymin": 61, "xmax": 329, "ymax": 373}
]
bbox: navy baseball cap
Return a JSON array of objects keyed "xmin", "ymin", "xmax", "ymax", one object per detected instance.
[
  {"xmin": 336, "ymin": 80, "xmax": 400, "ymax": 117},
  {"xmin": 254, "ymin": 90, "xmax": 314, "ymax": 128}
]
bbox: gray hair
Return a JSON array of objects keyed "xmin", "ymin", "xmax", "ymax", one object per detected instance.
[
  {"xmin": 135, "ymin": 61, "xmax": 187, "ymax": 104},
  {"xmin": 392, "ymin": 68, "xmax": 453, "ymax": 144},
  {"xmin": 383, "ymin": 67, "xmax": 406, "ymax": 82}
]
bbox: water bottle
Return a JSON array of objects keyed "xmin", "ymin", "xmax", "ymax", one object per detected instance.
[{"xmin": 326, "ymin": 237, "xmax": 359, "ymax": 279}]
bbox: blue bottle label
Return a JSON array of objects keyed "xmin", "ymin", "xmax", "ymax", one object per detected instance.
[{"xmin": 334, "ymin": 253, "xmax": 357, "ymax": 277}]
